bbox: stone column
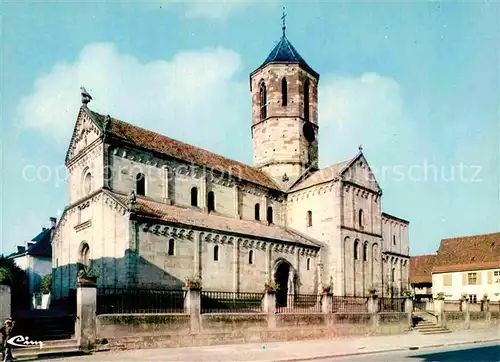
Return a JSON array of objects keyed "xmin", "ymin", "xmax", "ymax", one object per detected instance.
[
  {"xmin": 193, "ymin": 232, "xmax": 202, "ymax": 279},
  {"xmin": 184, "ymin": 288, "xmax": 201, "ymax": 334},
  {"xmin": 76, "ymin": 282, "xmax": 97, "ymax": 348},
  {"xmin": 434, "ymin": 299, "xmax": 445, "ymax": 327},
  {"xmin": 200, "ymin": 176, "xmax": 207, "ymax": 211},
  {"xmin": 0, "ymin": 285, "xmax": 11, "ymax": 324},
  {"xmin": 233, "ymin": 185, "xmax": 240, "ymax": 219},
  {"xmin": 404, "ymin": 297, "xmax": 413, "ymax": 328},
  {"xmin": 483, "ymin": 300, "xmax": 491, "ymax": 325},
  {"xmin": 163, "ymin": 167, "xmax": 171, "ymax": 204},
  {"xmin": 265, "ymin": 243, "xmax": 272, "ymax": 282},
  {"xmin": 287, "ymin": 269, "xmax": 294, "ymax": 309},
  {"xmin": 232, "ymin": 239, "xmax": 240, "ymax": 293},
  {"xmin": 461, "ymin": 299, "xmax": 470, "ymax": 329},
  {"xmin": 321, "ymin": 293, "xmax": 332, "ymax": 314},
  {"xmin": 262, "ymin": 291, "xmax": 276, "ymax": 329}
]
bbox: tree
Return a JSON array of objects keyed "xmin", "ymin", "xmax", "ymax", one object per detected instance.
[{"xmin": 0, "ymin": 255, "xmax": 27, "ymax": 286}]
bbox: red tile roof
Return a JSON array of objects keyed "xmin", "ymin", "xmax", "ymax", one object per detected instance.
[
  {"xmin": 90, "ymin": 110, "xmax": 280, "ymax": 191},
  {"xmin": 432, "ymin": 232, "xmax": 500, "ymax": 273},
  {"xmin": 109, "ymin": 191, "xmax": 320, "ymax": 248},
  {"xmin": 410, "ymin": 254, "xmax": 436, "ymax": 284},
  {"xmin": 289, "ymin": 159, "xmax": 352, "ymax": 192}
]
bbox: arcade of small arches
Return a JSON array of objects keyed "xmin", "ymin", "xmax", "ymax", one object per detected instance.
[{"xmin": 343, "ymin": 236, "xmax": 380, "ymax": 297}]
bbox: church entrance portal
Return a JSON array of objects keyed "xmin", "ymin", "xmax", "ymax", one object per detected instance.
[{"xmin": 275, "ymin": 261, "xmax": 290, "ymax": 307}]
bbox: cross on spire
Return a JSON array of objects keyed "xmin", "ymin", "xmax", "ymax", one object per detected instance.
[
  {"xmin": 358, "ymin": 144, "xmax": 363, "ymax": 152},
  {"xmin": 281, "ymin": 6, "xmax": 287, "ymax": 37}
]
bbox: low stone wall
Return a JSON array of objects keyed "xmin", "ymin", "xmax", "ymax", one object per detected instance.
[
  {"xmin": 443, "ymin": 310, "xmax": 499, "ymax": 331},
  {"xmin": 443, "ymin": 311, "xmax": 467, "ymax": 331},
  {"xmin": 378, "ymin": 312, "xmax": 410, "ymax": 335}
]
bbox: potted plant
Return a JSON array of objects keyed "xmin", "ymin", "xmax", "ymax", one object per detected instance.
[
  {"xmin": 77, "ymin": 265, "xmax": 99, "ymax": 284},
  {"xmin": 435, "ymin": 292, "xmax": 446, "ymax": 300},
  {"xmin": 264, "ymin": 281, "xmax": 279, "ymax": 293},
  {"xmin": 184, "ymin": 277, "xmax": 202, "ymax": 290},
  {"xmin": 402, "ymin": 288, "xmax": 413, "ymax": 298},
  {"xmin": 368, "ymin": 286, "xmax": 377, "ymax": 296},
  {"xmin": 482, "ymin": 293, "xmax": 489, "ymax": 302},
  {"xmin": 460, "ymin": 292, "xmax": 468, "ymax": 301},
  {"xmin": 321, "ymin": 284, "xmax": 332, "ymax": 295}
]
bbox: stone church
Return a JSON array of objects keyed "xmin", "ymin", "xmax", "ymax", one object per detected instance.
[{"xmin": 52, "ymin": 27, "xmax": 410, "ymax": 301}]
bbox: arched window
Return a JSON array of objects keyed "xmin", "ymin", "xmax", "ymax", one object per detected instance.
[
  {"xmin": 393, "ymin": 235, "xmax": 396, "ymax": 245},
  {"xmin": 260, "ymin": 82, "xmax": 267, "ymax": 119},
  {"xmin": 359, "ymin": 209, "xmax": 364, "ymax": 228},
  {"xmin": 281, "ymin": 77, "xmax": 288, "ymax": 106},
  {"xmin": 80, "ymin": 243, "xmax": 90, "ymax": 266},
  {"xmin": 207, "ymin": 191, "xmax": 215, "ymax": 212},
  {"xmin": 304, "ymin": 78, "xmax": 310, "ymax": 121},
  {"xmin": 190, "ymin": 187, "xmax": 198, "ymax": 207},
  {"xmin": 266, "ymin": 206, "xmax": 273, "ymax": 224},
  {"xmin": 168, "ymin": 239, "xmax": 175, "ymax": 256},
  {"xmin": 254, "ymin": 203, "xmax": 260, "ymax": 220},
  {"xmin": 354, "ymin": 240, "xmax": 359, "ymax": 260},
  {"xmin": 391, "ymin": 267, "xmax": 395, "ymax": 282},
  {"xmin": 214, "ymin": 245, "xmax": 219, "ymax": 261},
  {"xmin": 306, "ymin": 210, "xmax": 312, "ymax": 227},
  {"xmin": 136, "ymin": 173, "xmax": 145, "ymax": 196},
  {"xmin": 249, "ymin": 250, "xmax": 253, "ymax": 265},
  {"xmin": 83, "ymin": 172, "xmax": 92, "ymax": 195},
  {"xmin": 306, "ymin": 258, "xmax": 311, "ymax": 271},
  {"xmin": 363, "ymin": 242, "xmax": 368, "ymax": 261}
]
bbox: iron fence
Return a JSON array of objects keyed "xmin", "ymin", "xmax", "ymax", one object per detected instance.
[
  {"xmin": 379, "ymin": 297, "xmax": 406, "ymax": 312},
  {"xmin": 331, "ymin": 296, "xmax": 369, "ymax": 313},
  {"xmin": 276, "ymin": 294, "xmax": 321, "ymax": 313},
  {"xmin": 96, "ymin": 287, "xmax": 185, "ymax": 314},
  {"xmin": 200, "ymin": 291, "xmax": 264, "ymax": 313}
]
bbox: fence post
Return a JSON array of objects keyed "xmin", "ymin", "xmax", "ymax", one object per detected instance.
[
  {"xmin": 0, "ymin": 285, "xmax": 11, "ymax": 324},
  {"xmin": 368, "ymin": 295, "xmax": 379, "ymax": 334},
  {"xmin": 461, "ymin": 299, "xmax": 470, "ymax": 329},
  {"xmin": 434, "ymin": 299, "xmax": 445, "ymax": 327},
  {"xmin": 483, "ymin": 299, "xmax": 491, "ymax": 325},
  {"xmin": 321, "ymin": 292, "xmax": 332, "ymax": 314},
  {"xmin": 262, "ymin": 290, "xmax": 276, "ymax": 329},
  {"xmin": 404, "ymin": 297, "xmax": 413, "ymax": 328},
  {"xmin": 76, "ymin": 282, "xmax": 97, "ymax": 348},
  {"xmin": 184, "ymin": 287, "xmax": 201, "ymax": 334}
]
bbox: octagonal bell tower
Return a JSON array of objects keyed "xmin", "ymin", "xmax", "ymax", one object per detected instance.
[{"xmin": 250, "ymin": 21, "xmax": 320, "ymax": 189}]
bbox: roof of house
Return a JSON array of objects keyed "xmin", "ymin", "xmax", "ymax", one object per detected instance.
[
  {"xmin": 88, "ymin": 110, "xmax": 280, "ymax": 191},
  {"xmin": 8, "ymin": 228, "xmax": 52, "ymax": 259},
  {"xmin": 432, "ymin": 232, "xmax": 500, "ymax": 273},
  {"xmin": 289, "ymin": 158, "xmax": 353, "ymax": 192},
  {"xmin": 109, "ymin": 191, "xmax": 321, "ymax": 249},
  {"xmin": 410, "ymin": 254, "xmax": 437, "ymax": 284},
  {"xmin": 260, "ymin": 35, "xmax": 319, "ymax": 79}
]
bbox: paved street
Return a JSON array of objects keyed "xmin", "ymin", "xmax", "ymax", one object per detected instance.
[
  {"xmin": 29, "ymin": 327, "xmax": 499, "ymax": 362},
  {"xmin": 329, "ymin": 341, "xmax": 499, "ymax": 361}
]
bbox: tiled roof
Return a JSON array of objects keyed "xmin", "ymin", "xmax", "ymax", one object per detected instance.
[
  {"xmin": 432, "ymin": 232, "xmax": 500, "ymax": 273},
  {"xmin": 289, "ymin": 159, "xmax": 352, "ymax": 192},
  {"xmin": 410, "ymin": 254, "xmax": 436, "ymax": 284},
  {"xmin": 110, "ymin": 191, "xmax": 320, "ymax": 248},
  {"xmin": 89, "ymin": 110, "xmax": 280, "ymax": 191},
  {"xmin": 260, "ymin": 35, "xmax": 319, "ymax": 79}
]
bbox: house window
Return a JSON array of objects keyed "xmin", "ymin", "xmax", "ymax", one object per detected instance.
[
  {"xmin": 306, "ymin": 210, "xmax": 312, "ymax": 227},
  {"xmin": 306, "ymin": 258, "xmax": 311, "ymax": 271},
  {"xmin": 393, "ymin": 235, "xmax": 396, "ymax": 245},
  {"xmin": 207, "ymin": 191, "xmax": 215, "ymax": 212},
  {"xmin": 249, "ymin": 250, "xmax": 253, "ymax": 265},
  {"xmin": 468, "ymin": 272, "xmax": 477, "ymax": 285},
  {"xmin": 469, "ymin": 294, "xmax": 478, "ymax": 303},
  {"xmin": 304, "ymin": 78, "xmax": 310, "ymax": 121},
  {"xmin": 494, "ymin": 271, "xmax": 500, "ymax": 284},
  {"xmin": 359, "ymin": 209, "xmax": 364, "ymax": 229},
  {"xmin": 281, "ymin": 77, "xmax": 288, "ymax": 106},
  {"xmin": 254, "ymin": 203, "xmax": 260, "ymax": 220},
  {"xmin": 354, "ymin": 240, "xmax": 359, "ymax": 260},
  {"xmin": 168, "ymin": 239, "xmax": 175, "ymax": 256},
  {"xmin": 363, "ymin": 242, "xmax": 368, "ymax": 262},
  {"xmin": 443, "ymin": 274, "xmax": 452, "ymax": 287},
  {"xmin": 260, "ymin": 82, "xmax": 267, "ymax": 120},
  {"xmin": 267, "ymin": 206, "xmax": 273, "ymax": 224},
  {"xmin": 213, "ymin": 245, "xmax": 219, "ymax": 261},
  {"xmin": 136, "ymin": 173, "xmax": 145, "ymax": 196},
  {"xmin": 190, "ymin": 187, "xmax": 198, "ymax": 207}
]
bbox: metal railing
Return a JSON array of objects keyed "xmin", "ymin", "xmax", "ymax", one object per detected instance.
[
  {"xmin": 200, "ymin": 291, "xmax": 264, "ymax": 313},
  {"xmin": 276, "ymin": 294, "xmax": 321, "ymax": 313},
  {"xmin": 379, "ymin": 297, "xmax": 405, "ymax": 312},
  {"xmin": 96, "ymin": 287, "xmax": 185, "ymax": 314},
  {"xmin": 331, "ymin": 296, "xmax": 369, "ymax": 313}
]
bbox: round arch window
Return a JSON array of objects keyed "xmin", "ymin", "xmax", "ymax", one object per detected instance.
[{"xmin": 83, "ymin": 172, "xmax": 92, "ymax": 195}]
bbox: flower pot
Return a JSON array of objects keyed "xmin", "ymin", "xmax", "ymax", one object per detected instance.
[{"xmin": 77, "ymin": 277, "xmax": 97, "ymax": 284}]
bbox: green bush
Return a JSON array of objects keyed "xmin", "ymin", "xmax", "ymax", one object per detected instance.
[{"xmin": 41, "ymin": 274, "xmax": 52, "ymax": 294}]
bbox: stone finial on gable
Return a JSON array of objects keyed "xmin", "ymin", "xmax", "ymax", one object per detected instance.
[
  {"xmin": 358, "ymin": 144, "xmax": 363, "ymax": 152},
  {"xmin": 127, "ymin": 190, "xmax": 137, "ymax": 212},
  {"xmin": 80, "ymin": 86, "xmax": 93, "ymax": 106},
  {"xmin": 103, "ymin": 114, "xmax": 111, "ymax": 132}
]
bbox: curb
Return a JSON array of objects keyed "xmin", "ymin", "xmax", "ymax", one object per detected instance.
[{"xmin": 272, "ymin": 338, "xmax": 500, "ymax": 361}]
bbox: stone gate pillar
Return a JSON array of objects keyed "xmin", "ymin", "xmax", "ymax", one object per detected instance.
[
  {"xmin": 76, "ymin": 282, "xmax": 97, "ymax": 348},
  {"xmin": 0, "ymin": 285, "xmax": 11, "ymax": 324}
]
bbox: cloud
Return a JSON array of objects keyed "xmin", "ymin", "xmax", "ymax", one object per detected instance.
[
  {"xmin": 181, "ymin": 0, "xmax": 256, "ymax": 21},
  {"xmin": 18, "ymin": 42, "xmax": 417, "ymax": 174}
]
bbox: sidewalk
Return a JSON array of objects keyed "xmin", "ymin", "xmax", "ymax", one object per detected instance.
[{"xmin": 40, "ymin": 327, "xmax": 500, "ymax": 361}]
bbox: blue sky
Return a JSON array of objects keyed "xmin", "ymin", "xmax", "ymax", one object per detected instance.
[{"xmin": 1, "ymin": 1, "xmax": 498, "ymax": 256}]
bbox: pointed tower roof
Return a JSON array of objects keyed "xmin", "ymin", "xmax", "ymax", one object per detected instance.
[{"xmin": 261, "ymin": 35, "xmax": 319, "ymax": 79}]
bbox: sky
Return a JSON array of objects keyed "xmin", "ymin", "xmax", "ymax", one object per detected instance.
[{"xmin": 1, "ymin": 1, "xmax": 499, "ymax": 257}]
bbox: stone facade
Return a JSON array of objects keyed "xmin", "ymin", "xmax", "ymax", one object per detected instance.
[{"xmin": 52, "ymin": 31, "xmax": 410, "ymax": 300}]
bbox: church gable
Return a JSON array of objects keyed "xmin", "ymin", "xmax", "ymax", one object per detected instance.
[
  {"xmin": 341, "ymin": 153, "xmax": 380, "ymax": 193},
  {"xmin": 65, "ymin": 107, "xmax": 103, "ymax": 164}
]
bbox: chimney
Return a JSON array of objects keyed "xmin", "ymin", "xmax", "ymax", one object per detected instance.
[{"xmin": 50, "ymin": 217, "xmax": 57, "ymax": 228}]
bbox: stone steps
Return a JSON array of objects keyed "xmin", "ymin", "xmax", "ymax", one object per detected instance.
[{"xmin": 412, "ymin": 319, "xmax": 451, "ymax": 335}]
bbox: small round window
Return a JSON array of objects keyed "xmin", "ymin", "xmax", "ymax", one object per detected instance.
[{"xmin": 84, "ymin": 172, "xmax": 92, "ymax": 195}]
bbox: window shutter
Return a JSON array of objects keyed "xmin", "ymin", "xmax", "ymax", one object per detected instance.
[
  {"xmin": 477, "ymin": 272, "xmax": 482, "ymax": 285},
  {"xmin": 462, "ymin": 272, "xmax": 467, "ymax": 286},
  {"xmin": 488, "ymin": 271, "xmax": 493, "ymax": 284}
]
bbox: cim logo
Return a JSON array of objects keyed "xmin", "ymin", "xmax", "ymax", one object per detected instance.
[{"xmin": 6, "ymin": 335, "xmax": 43, "ymax": 348}]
